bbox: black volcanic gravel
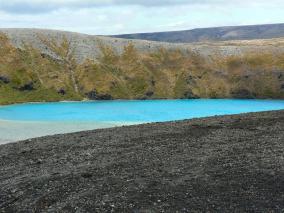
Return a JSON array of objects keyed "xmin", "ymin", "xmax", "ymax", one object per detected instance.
[{"xmin": 0, "ymin": 110, "xmax": 284, "ymax": 212}]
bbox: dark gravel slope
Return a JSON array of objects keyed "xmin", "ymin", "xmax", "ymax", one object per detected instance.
[{"xmin": 0, "ymin": 110, "xmax": 284, "ymax": 212}]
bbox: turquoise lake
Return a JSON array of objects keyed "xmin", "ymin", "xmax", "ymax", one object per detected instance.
[
  {"xmin": 0, "ymin": 99, "xmax": 284, "ymax": 143},
  {"xmin": 1, "ymin": 99, "xmax": 284, "ymax": 122}
]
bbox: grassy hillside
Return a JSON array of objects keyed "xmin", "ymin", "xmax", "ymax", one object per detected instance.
[{"xmin": 0, "ymin": 33, "xmax": 283, "ymax": 105}]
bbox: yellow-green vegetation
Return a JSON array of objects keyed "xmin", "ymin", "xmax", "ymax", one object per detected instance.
[{"xmin": 0, "ymin": 33, "xmax": 283, "ymax": 105}]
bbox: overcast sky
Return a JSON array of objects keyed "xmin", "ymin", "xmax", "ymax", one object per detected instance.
[{"xmin": 0, "ymin": 0, "xmax": 283, "ymax": 35}]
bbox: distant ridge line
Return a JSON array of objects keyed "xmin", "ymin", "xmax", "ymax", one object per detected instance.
[{"xmin": 111, "ymin": 23, "xmax": 284, "ymax": 43}]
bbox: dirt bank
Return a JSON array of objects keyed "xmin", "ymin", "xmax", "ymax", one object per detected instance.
[{"xmin": 1, "ymin": 110, "xmax": 284, "ymax": 212}]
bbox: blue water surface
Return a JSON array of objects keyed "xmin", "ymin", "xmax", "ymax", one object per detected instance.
[{"xmin": 0, "ymin": 99, "xmax": 284, "ymax": 123}]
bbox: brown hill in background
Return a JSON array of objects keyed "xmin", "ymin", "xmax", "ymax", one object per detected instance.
[
  {"xmin": 2, "ymin": 28, "xmax": 284, "ymax": 62},
  {"xmin": 112, "ymin": 23, "xmax": 284, "ymax": 43}
]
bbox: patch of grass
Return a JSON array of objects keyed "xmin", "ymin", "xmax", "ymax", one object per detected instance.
[{"xmin": 0, "ymin": 84, "xmax": 82, "ymax": 105}]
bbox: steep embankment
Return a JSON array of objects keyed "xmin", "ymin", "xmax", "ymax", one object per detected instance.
[
  {"xmin": 112, "ymin": 23, "xmax": 284, "ymax": 43},
  {"xmin": 0, "ymin": 29, "xmax": 284, "ymax": 104},
  {"xmin": 0, "ymin": 110, "xmax": 284, "ymax": 212}
]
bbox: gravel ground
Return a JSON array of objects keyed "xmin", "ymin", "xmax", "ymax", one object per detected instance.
[{"xmin": 0, "ymin": 110, "xmax": 284, "ymax": 212}]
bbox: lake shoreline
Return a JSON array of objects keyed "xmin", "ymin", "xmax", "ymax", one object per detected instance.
[
  {"xmin": 1, "ymin": 97, "xmax": 283, "ymax": 106},
  {"xmin": 0, "ymin": 119, "xmax": 142, "ymax": 145},
  {"xmin": 1, "ymin": 99, "xmax": 284, "ymax": 144},
  {"xmin": 1, "ymin": 110, "xmax": 284, "ymax": 211}
]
